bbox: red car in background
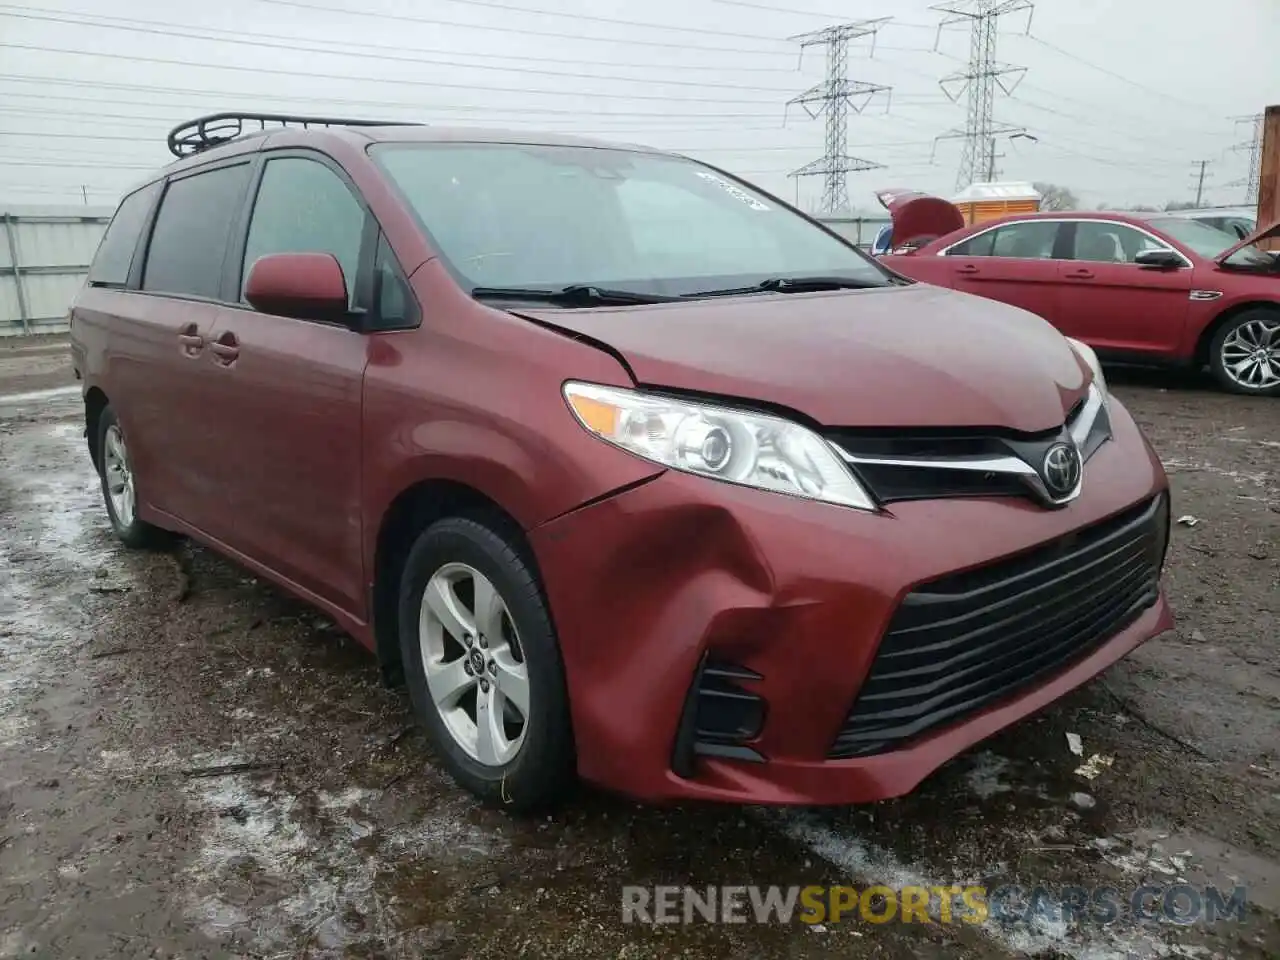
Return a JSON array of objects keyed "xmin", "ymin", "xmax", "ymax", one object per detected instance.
[{"xmin": 877, "ymin": 194, "xmax": 1280, "ymax": 397}]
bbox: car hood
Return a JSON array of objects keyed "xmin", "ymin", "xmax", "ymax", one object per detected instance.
[
  {"xmin": 876, "ymin": 188, "xmax": 966, "ymax": 247},
  {"xmin": 515, "ymin": 284, "xmax": 1090, "ymax": 431},
  {"xmin": 1214, "ymin": 217, "xmax": 1280, "ymax": 264}
]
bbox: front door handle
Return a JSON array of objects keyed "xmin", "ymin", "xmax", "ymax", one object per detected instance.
[
  {"xmin": 955, "ymin": 264, "xmax": 981, "ymax": 275},
  {"xmin": 1063, "ymin": 268, "xmax": 1095, "ymax": 279},
  {"xmin": 178, "ymin": 323, "xmax": 204, "ymax": 357},
  {"xmin": 210, "ymin": 332, "xmax": 240, "ymax": 366}
]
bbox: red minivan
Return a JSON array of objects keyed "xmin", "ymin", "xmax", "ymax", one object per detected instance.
[{"xmin": 69, "ymin": 113, "xmax": 1173, "ymax": 810}]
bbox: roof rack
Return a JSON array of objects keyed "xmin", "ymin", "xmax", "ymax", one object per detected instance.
[{"xmin": 166, "ymin": 111, "xmax": 420, "ymax": 159}]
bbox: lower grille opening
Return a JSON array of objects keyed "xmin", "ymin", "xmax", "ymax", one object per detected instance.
[
  {"xmin": 829, "ymin": 494, "xmax": 1165, "ymax": 760},
  {"xmin": 671, "ymin": 657, "xmax": 765, "ymax": 777}
]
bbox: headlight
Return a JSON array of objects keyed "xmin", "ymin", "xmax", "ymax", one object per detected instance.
[
  {"xmin": 1066, "ymin": 337, "xmax": 1108, "ymax": 402},
  {"xmin": 562, "ymin": 381, "xmax": 876, "ymax": 510}
]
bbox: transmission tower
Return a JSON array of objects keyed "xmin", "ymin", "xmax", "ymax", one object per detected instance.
[
  {"xmin": 1228, "ymin": 114, "xmax": 1263, "ymax": 205},
  {"xmin": 784, "ymin": 18, "xmax": 892, "ymax": 216},
  {"xmin": 931, "ymin": 0, "xmax": 1034, "ymax": 190}
]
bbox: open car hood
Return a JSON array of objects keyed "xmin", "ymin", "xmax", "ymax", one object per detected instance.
[
  {"xmin": 1214, "ymin": 217, "xmax": 1280, "ymax": 265},
  {"xmin": 876, "ymin": 188, "xmax": 965, "ymax": 248}
]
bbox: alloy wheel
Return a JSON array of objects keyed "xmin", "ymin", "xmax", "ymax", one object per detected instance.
[
  {"xmin": 1220, "ymin": 317, "xmax": 1280, "ymax": 390},
  {"xmin": 418, "ymin": 562, "xmax": 530, "ymax": 766},
  {"xmin": 102, "ymin": 423, "xmax": 136, "ymax": 528}
]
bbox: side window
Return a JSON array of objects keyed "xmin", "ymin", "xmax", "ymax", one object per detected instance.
[
  {"xmin": 88, "ymin": 181, "xmax": 161, "ymax": 288},
  {"xmin": 945, "ymin": 230, "xmax": 997, "ymax": 257},
  {"xmin": 369, "ymin": 233, "xmax": 419, "ymax": 331},
  {"xmin": 989, "ymin": 221, "xmax": 1059, "ymax": 259},
  {"xmin": 1072, "ymin": 222, "xmax": 1168, "ymax": 264},
  {"xmin": 241, "ymin": 157, "xmax": 367, "ymax": 305},
  {"xmin": 143, "ymin": 163, "xmax": 252, "ymax": 299}
]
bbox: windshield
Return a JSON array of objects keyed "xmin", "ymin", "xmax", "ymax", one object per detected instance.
[
  {"xmin": 1148, "ymin": 217, "xmax": 1275, "ymax": 268},
  {"xmin": 370, "ymin": 142, "xmax": 892, "ymax": 297}
]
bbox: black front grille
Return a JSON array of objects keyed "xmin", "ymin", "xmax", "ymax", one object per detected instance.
[
  {"xmin": 829, "ymin": 494, "xmax": 1167, "ymax": 759},
  {"xmin": 671, "ymin": 658, "xmax": 766, "ymax": 776}
]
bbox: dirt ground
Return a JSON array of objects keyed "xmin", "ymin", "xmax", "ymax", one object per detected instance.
[{"xmin": 1, "ymin": 335, "xmax": 1277, "ymax": 960}]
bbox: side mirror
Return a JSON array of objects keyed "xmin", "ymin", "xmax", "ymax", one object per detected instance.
[
  {"xmin": 244, "ymin": 252, "xmax": 351, "ymax": 323},
  {"xmin": 1134, "ymin": 249, "xmax": 1184, "ymax": 269}
]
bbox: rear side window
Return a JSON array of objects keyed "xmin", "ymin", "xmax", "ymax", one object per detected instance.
[
  {"xmin": 946, "ymin": 221, "xmax": 1059, "ymax": 259},
  {"xmin": 143, "ymin": 163, "xmax": 252, "ymax": 300},
  {"xmin": 240, "ymin": 156, "xmax": 367, "ymax": 304},
  {"xmin": 87, "ymin": 182, "xmax": 160, "ymax": 287}
]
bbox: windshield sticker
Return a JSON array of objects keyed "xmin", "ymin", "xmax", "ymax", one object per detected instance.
[{"xmin": 694, "ymin": 172, "xmax": 771, "ymax": 211}]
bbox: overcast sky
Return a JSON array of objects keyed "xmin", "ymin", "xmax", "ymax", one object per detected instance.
[{"xmin": 2, "ymin": 0, "xmax": 1277, "ymax": 213}]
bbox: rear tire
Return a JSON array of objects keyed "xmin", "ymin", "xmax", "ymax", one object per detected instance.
[
  {"xmin": 95, "ymin": 405, "xmax": 173, "ymax": 549},
  {"xmin": 397, "ymin": 516, "xmax": 575, "ymax": 812},
  {"xmin": 1208, "ymin": 309, "xmax": 1280, "ymax": 397}
]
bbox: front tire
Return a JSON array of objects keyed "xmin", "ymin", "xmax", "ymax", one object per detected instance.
[
  {"xmin": 397, "ymin": 516, "xmax": 575, "ymax": 811},
  {"xmin": 95, "ymin": 405, "xmax": 172, "ymax": 549},
  {"xmin": 1209, "ymin": 309, "xmax": 1280, "ymax": 397}
]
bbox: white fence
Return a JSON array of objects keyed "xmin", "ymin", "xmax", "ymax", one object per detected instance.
[
  {"xmin": 817, "ymin": 216, "xmax": 891, "ymax": 249},
  {"xmin": 1, "ymin": 206, "xmax": 113, "ymax": 337}
]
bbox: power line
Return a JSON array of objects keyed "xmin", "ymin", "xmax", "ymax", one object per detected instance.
[
  {"xmin": 257, "ymin": 0, "xmax": 797, "ymax": 55},
  {"xmin": 0, "ymin": 103, "xmax": 840, "ymax": 139},
  {"xmin": 1017, "ymin": 34, "xmax": 1223, "ymax": 116},
  {"xmin": 711, "ymin": 0, "xmax": 940, "ymax": 32},
  {"xmin": 0, "ymin": 86, "xmax": 836, "ymax": 126},
  {"xmin": 1002, "ymin": 90, "xmax": 1228, "ymax": 154},
  {"xmin": 784, "ymin": 18, "xmax": 892, "ymax": 215},
  {"xmin": 0, "ymin": 9, "xmax": 822, "ymax": 96},
  {"xmin": 0, "ymin": 4, "xmax": 804, "ymax": 73},
  {"xmin": 930, "ymin": 0, "xmax": 1034, "ymax": 189},
  {"xmin": 0, "ymin": 42, "xmax": 827, "ymax": 106}
]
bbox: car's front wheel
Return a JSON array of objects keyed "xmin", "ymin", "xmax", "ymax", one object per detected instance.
[
  {"xmin": 95, "ymin": 405, "xmax": 173, "ymax": 549},
  {"xmin": 1209, "ymin": 309, "xmax": 1280, "ymax": 397},
  {"xmin": 397, "ymin": 515, "xmax": 575, "ymax": 811}
]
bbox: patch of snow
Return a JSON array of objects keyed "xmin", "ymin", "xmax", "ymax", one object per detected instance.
[
  {"xmin": 769, "ymin": 809, "xmax": 1214, "ymax": 960},
  {"xmin": 965, "ymin": 751, "xmax": 1015, "ymax": 798},
  {"xmin": 0, "ymin": 385, "xmax": 81, "ymax": 405},
  {"xmin": 181, "ymin": 772, "xmax": 502, "ymax": 954}
]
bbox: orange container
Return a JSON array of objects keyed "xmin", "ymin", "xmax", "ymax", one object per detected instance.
[{"xmin": 951, "ymin": 182, "xmax": 1042, "ymax": 225}]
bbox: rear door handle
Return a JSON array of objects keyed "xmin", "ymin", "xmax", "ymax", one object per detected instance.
[
  {"xmin": 210, "ymin": 332, "xmax": 240, "ymax": 366},
  {"xmin": 1063, "ymin": 269, "xmax": 1095, "ymax": 279}
]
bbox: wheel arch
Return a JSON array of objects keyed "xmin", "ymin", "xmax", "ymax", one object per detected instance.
[
  {"xmin": 1195, "ymin": 300, "xmax": 1280, "ymax": 367},
  {"xmin": 84, "ymin": 386, "xmax": 110, "ymax": 470},
  {"xmin": 371, "ymin": 477, "xmax": 545, "ymax": 687}
]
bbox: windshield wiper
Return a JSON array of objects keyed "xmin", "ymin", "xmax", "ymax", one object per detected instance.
[
  {"xmin": 682, "ymin": 276, "xmax": 883, "ymax": 298},
  {"xmin": 471, "ymin": 284, "xmax": 677, "ymax": 306}
]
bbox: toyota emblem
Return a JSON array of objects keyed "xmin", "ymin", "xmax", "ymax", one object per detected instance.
[{"xmin": 1041, "ymin": 442, "xmax": 1082, "ymax": 499}]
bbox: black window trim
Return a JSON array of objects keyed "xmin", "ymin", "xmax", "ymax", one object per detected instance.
[
  {"xmin": 367, "ymin": 229, "xmax": 422, "ymax": 332},
  {"xmin": 223, "ymin": 146, "xmax": 421, "ymax": 332},
  {"xmin": 87, "ymin": 180, "xmax": 164, "ymax": 291},
  {"xmin": 227, "ymin": 148, "xmax": 369, "ymax": 323},
  {"xmin": 118, "ymin": 146, "xmax": 419, "ymax": 331},
  {"xmin": 938, "ymin": 217, "xmax": 1192, "ymax": 267},
  {"xmin": 136, "ymin": 153, "xmax": 258, "ymax": 305},
  {"xmin": 941, "ymin": 219, "xmax": 1068, "ymax": 262},
  {"xmin": 1061, "ymin": 219, "xmax": 1193, "ymax": 267}
]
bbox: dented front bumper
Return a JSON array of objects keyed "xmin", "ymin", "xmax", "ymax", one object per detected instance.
[{"xmin": 528, "ymin": 397, "xmax": 1172, "ymax": 805}]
